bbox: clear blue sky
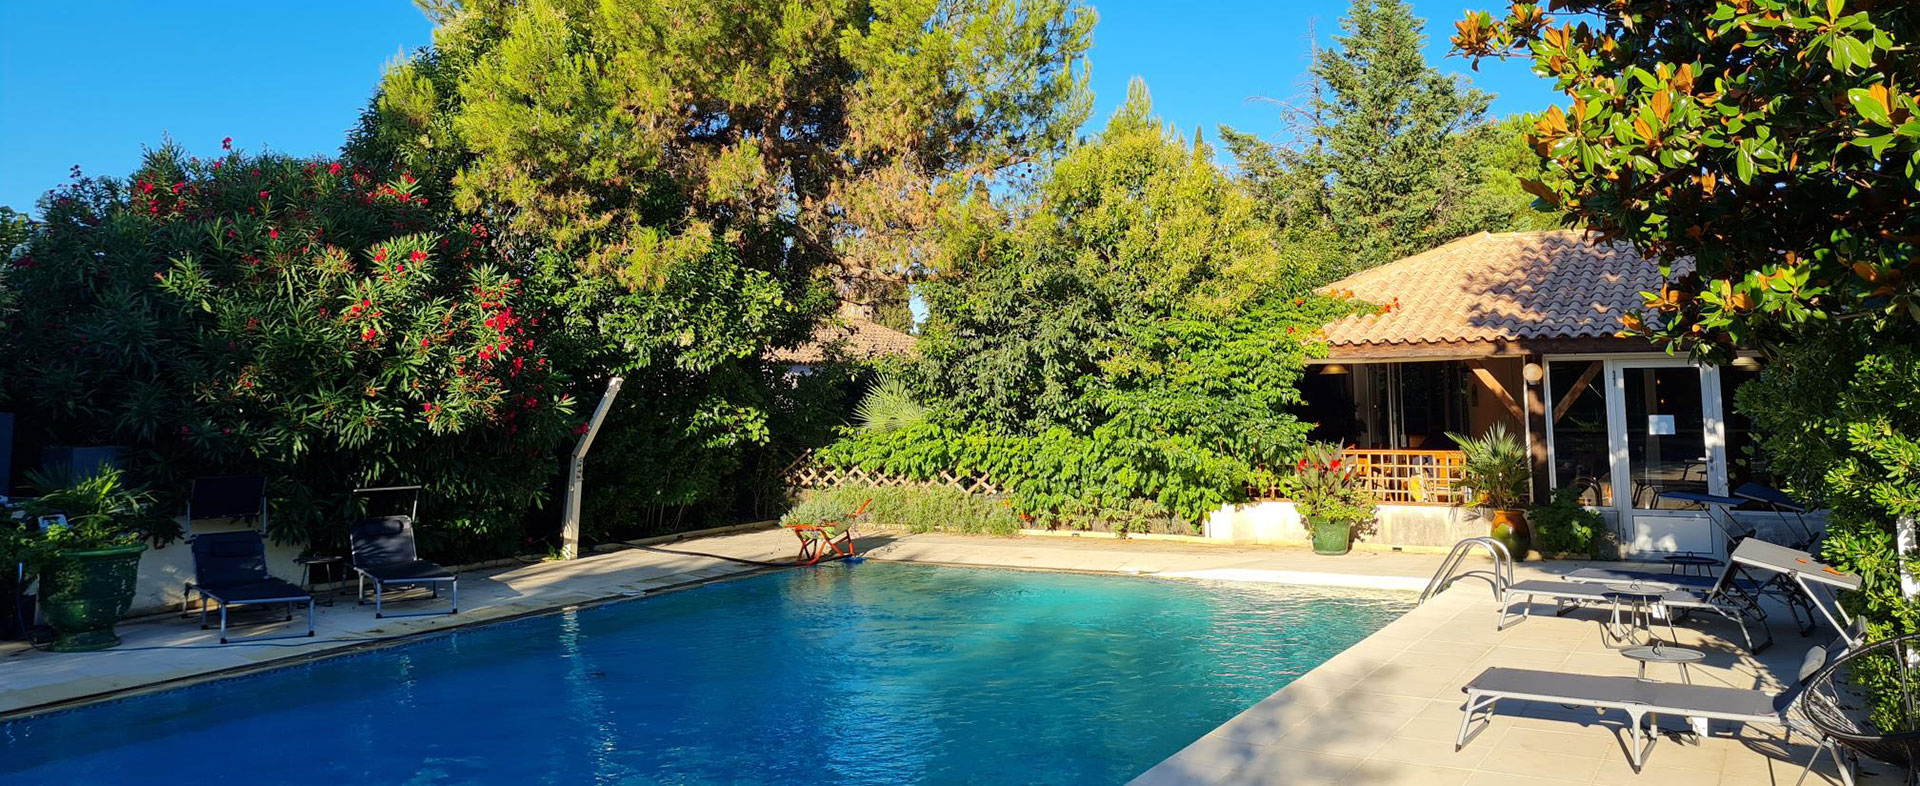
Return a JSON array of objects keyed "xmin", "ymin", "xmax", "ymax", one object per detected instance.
[{"xmin": 0, "ymin": 1, "xmax": 1560, "ymax": 216}]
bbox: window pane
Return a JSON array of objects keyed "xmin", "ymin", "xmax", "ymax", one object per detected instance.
[
  {"xmin": 1623, "ymin": 366, "xmax": 1708, "ymax": 510},
  {"xmin": 1547, "ymin": 361, "xmax": 1611, "ymax": 506}
]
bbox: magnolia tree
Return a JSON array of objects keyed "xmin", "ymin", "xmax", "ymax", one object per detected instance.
[
  {"xmin": 1453, "ymin": 1, "xmax": 1919, "ymax": 678},
  {"xmin": 4, "ymin": 145, "xmax": 575, "ymax": 554}
]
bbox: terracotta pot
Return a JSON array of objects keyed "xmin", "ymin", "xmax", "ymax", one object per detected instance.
[
  {"xmin": 39, "ymin": 544, "xmax": 145, "ymax": 652},
  {"xmin": 1488, "ymin": 508, "xmax": 1530, "ymax": 562},
  {"xmin": 1309, "ymin": 518, "xmax": 1351, "ymax": 556}
]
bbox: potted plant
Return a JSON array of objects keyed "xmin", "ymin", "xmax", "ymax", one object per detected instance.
[
  {"xmin": 1285, "ymin": 442, "xmax": 1375, "ymax": 555},
  {"xmin": 1447, "ymin": 423, "xmax": 1533, "ymax": 560},
  {"xmin": 14, "ymin": 468, "xmax": 167, "ymax": 651}
]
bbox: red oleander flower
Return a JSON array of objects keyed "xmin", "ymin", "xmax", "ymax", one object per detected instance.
[
  {"xmin": 258, "ymin": 190, "xmax": 269, "ymax": 199},
  {"xmin": 221, "ymin": 136, "xmax": 232, "ymax": 150},
  {"xmin": 1329, "ymin": 460, "xmax": 1342, "ymax": 470},
  {"xmin": 373, "ymin": 249, "xmax": 387, "ymax": 263},
  {"xmin": 420, "ymin": 338, "xmax": 430, "ymax": 347},
  {"xmin": 268, "ymin": 228, "xmax": 279, "ymax": 239},
  {"xmin": 572, "ymin": 422, "xmax": 591, "ymax": 435},
  {"xmin": 409, "ymin": 250, "xmax": 425, "ymax": 262},
  {"xmin": 362, "ymin": 327, "xmax": 377, "ymax": 341},
  {"xmin": 1296, "ymin": 458, "xmax": 1308, "ymax": 471},
  {"xmin": 328, "ymin": 162, "xmax": 341, "ymax": 176}
]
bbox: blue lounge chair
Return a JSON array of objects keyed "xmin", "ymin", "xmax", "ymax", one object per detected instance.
[
  {"xmin": 350, "ymin": 515, "xmax": 457, "ymax": 618},
  {"xmin": 187, "ymin": 530, "xmax": 315, "ymax": 643}
]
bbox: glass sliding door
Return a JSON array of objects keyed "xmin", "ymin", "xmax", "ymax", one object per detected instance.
[
  {"xmin": 1621, "ymin": 366, "xmax": 1711, "ymax": 510},
  {"xmin": 1546, "ymin": 360, "xmax": 1612, "ymax": 506},
  {"xmin": 1607, "ymin": 360, "xmax": 1727, "ymax": 556}
]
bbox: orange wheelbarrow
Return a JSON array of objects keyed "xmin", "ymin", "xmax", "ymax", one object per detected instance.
[{"xmin": 784, "ymin": 498, "xmax": 869, "ymax": 566}]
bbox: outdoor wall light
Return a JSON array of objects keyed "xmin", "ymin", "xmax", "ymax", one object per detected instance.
[
  {"xmin": 1523, "ymin": 361, "xmax": 1544, "ymax": 384},
  {"xmin": 1319, "ymin": 363, "xmax": 1351, "ymax": 375}
]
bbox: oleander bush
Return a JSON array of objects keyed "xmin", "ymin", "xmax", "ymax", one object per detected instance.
[{"xmin": 3, "ymin": 145, "xmax": 576, "ymax": 557}]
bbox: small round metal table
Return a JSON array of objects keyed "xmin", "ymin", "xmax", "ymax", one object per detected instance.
[
  {"xmin": 296, "ymin": 555, "xmax": 344, "ymax": 607},
  {"xmin": 1662, "ymin": 553, "xmax": 1722, "ymax": 577},
  {"xmin": 1622, "ymin": 644, "xmax": 1711, "ymax": 735},
  {"xmin": 1603, "ymin": 584, "xmax": 1669, "ymax": 646},
  {"xmin": 1620, "ymin": 644, "xmax": 1706, "ymax": 683}
]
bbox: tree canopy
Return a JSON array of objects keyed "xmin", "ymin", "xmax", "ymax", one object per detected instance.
[{"xmin": 1224, "ymin": 0, "xmax": 1551, "ymax": 276}]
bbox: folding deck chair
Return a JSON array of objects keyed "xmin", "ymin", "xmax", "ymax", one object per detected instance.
[
  {"xmin": 349, "ymin": 486, "xmax": 456, "ymax": 618},
  {"xmin": 180, "ymin": 476, "xmax": 314, "ymax": 643},
  {"xmin": 1458, "ymin": 643, "xmax": 1854, "ymax": 782},
  {"xmin": 784, "ymin": 498, "xmax": 868, "ymax": 566},
  {"xmin": 188, "ymin": 531, "xmax": 315, "ymax": 643},
  {"xmin": 1564, "ymin": 539, "xmax": 1854, "ymax": 644}
]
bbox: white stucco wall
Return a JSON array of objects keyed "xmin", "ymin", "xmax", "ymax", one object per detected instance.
[{"xmin": 1203, "ymin": 500, "xmax": 1483, "ymax": 548}]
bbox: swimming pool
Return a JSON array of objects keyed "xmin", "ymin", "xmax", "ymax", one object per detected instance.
[{"xmin": 0, "ymin": 562, "xmax": 1408, "ymax": 784}]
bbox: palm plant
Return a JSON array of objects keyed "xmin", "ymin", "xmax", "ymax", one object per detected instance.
[
  {"xmin": 1447, "ymin": 423, "xmax": 1530, "ymax": 510},
  {"xmin": 854, "ymin": 376, "xmax": 927, "ymax": 434}
]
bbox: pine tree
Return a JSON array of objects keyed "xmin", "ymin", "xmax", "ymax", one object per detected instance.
[{"xmin": 1225, "ymin": 0, "xmax": 1548, "ymax": 277}]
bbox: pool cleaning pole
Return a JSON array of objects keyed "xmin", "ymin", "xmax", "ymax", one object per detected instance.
[{"xmin": 562, "ymin": 376, "xmax": 623, "ymax": 560}]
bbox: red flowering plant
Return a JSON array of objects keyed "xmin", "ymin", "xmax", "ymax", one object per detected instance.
[
  {"xmin": 4, "ymin": 143, "xmax": 575, "ymax": 556},
  {"xmin": 1283, "ymin": 442, "xmax": 1375, "ymax": 527}
]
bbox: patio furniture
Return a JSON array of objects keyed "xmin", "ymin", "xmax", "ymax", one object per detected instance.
[
  {"xmin": 296, "ymin": 554, "xmax": 343, "ymax": 607},
  {"xmin": 1498, "ymin": 561, "xmax": 1766, "ymax": 652},
  {"xmin": 348, "ymin": 485, "xmax": 456, "ymax": 617},
  {"xmin": 784, "ymin": 497, "xmax": 868, "ymax": 566},
  {"xmin": 1566, "ymin": 538, "xmax": 1849, "ymax": 644},
  {"xmin": 1604, "ymin": 583, "xmax": 1669, "ymax": 647},
  {"xmin": 350, "ymin": 514, "xmax": 457, "ymax": 618},
  {"xmin": 1733, "ymin": 482, "xmax": 1819, "ymax": 550},
  {"xmin": 187, "ymin": 530, "xmax": 315, "ymax": 644},
  {"xmin": 1801, "ymin": 633, "xmax": 1920, "ymax": 786},
  {"xmin": 1620, "ymin": 643, "xmax": 1705, "ymax": 683},
  {"xmin": 1458, "ymin": 644, "xmax": 1853, "ymax": 780}
]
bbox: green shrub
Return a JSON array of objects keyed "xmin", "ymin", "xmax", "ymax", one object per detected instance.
[
  {"xmin": 1529, "ymin": 486, "xmax": 1605, "ymax": 557},
  {"xmin": 782, "ymin": 486, "xmax": 1022, "ymax": 537}
]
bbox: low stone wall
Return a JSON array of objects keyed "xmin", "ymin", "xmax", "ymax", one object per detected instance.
[{"xmin": 1202, "ymin": 500, "xmax": 1484, "ymax": 548}]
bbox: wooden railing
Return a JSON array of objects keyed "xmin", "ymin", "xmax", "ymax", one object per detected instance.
[{"xmin": 1252, "ymin": 448, "xmax": 1468, "ymax": 506}]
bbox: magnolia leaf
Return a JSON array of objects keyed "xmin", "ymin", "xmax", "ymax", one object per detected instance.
[{"xmin": 1849, "ymin": 87, "xmax": 1893, "ymax": 126}]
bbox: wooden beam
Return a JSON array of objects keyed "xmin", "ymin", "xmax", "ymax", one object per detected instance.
[
  {"xmin": 1523, "ymin": 354, "xmax": 1551, "ymax": 505},
  {"xmin": 1467, "ymin": 360, "xmax": 1524, "ymax": 422},
  {"xmin": 1552, "ymin": 361, "xmax": 1604, "ymax": 423}
]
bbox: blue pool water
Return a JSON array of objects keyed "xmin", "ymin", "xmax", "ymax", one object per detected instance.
[{"xmin": 0, "ymin": 563, "xmax": 1407, "ymax": 785}]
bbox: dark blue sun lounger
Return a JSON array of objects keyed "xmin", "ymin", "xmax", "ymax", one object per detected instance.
[
  {"xmin": 350, "ymin": 515, "xmax": 457, "ymax": 618},
  {"xmin": 187, "ymin": 531, "xmax": 315, "ymax": 643}
]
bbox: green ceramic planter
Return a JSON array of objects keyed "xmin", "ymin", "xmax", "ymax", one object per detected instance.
[
  {"xmin": 39, "ymin": 543, "xmax": 145, "ymax": 652},
  {"xmin": 1309, "ymin": 518, "xmax": 1351, "ymax": 556}
]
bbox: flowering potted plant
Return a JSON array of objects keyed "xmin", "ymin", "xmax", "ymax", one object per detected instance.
[
  {"xmin": 1447, "ymin": 423, "xmax": 1532, "ymax": 560},
  {"xmin": 10, "ymin": 468, "xmax": 169, "ymax": 651},
  {"xmin": 1285, "ymin": 442, "xmax": 1375, "ymax": 555}
]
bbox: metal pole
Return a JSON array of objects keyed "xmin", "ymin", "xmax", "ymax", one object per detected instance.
[{"xmin": 562, "ymin": 377, "xmax": 623, "ymax": 560}]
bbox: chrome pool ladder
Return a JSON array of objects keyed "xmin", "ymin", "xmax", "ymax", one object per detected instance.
[{"xmin": 1419, "ymin": 537, "xmax": 1513, "ymax": 605}]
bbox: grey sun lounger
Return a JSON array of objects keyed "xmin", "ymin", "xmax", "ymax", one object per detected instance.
[
  {"xmin": 1458, "ymin": 648, "xmax": 1853, "ymax": 782},
  {"xmin": 350, "ymin": 515, "xmax": 458, "ymax": 618},
  {"xmin": 1499, "ymin": 572, "xmax": 1767, "ymax": 652},
  {"xmin": 187, "ymin": 530, "xmax": 316, "ymax": 644},
  {"xmin": 1564, "ymin": 538, "xmax": 1841, "ymax": 643}
]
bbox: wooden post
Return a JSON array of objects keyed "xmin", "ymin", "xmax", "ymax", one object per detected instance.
[{"xmin": 1523, "ymin": 354, "xmax": 1551, "ymax": 504}]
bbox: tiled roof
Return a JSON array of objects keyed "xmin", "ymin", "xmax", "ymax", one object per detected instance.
[
  {"xmin": 1319, "ymin": 230, "xmax": 1688, "ymax": 354},
  {"xmin": 769, "ymin": 316, "xmax": 918, "ymax": 365}
]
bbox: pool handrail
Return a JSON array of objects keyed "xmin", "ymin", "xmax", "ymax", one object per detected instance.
[{"xmin": 1420, "ymin": 537, "xmax": 1513, "ymax": 605}]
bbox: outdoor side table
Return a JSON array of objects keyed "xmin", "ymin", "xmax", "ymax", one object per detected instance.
[
  {"xmin": 1662, "ymin": 553, "xmax": 1722, "ymax": 577},
  {"xmin": 1603, "ymin": 584, "xmax": 1669, "ymax": 647},
  {"xmin": 1620, "ymin": 643, "xmax": 1706, "ymax": 683},
  {"xmin": 1622, "ymin": 644, "xmax": 1711, "ymax": 736},
  {"xmin": 296, "ymin": 556, "xmax": 344, "ymax": 607}
]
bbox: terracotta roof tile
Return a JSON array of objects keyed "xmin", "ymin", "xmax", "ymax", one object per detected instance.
[
  {"xmin": 769, "ymin": 316, "xmax": 918, "ymax": 365},
  {"xmin": 1319, "ymin": 230, "xmax": 1688, "ymax": 350}
]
